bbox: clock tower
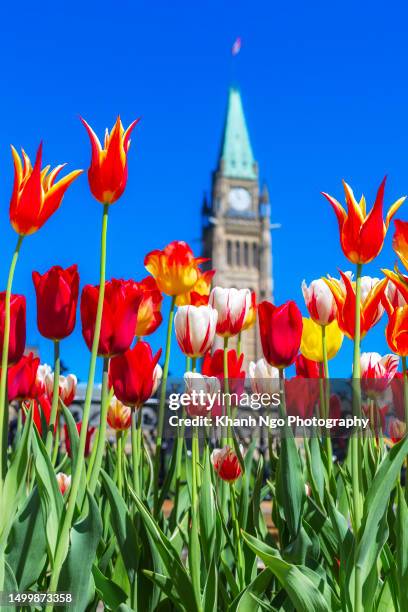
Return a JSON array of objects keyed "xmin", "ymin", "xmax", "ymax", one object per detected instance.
[{"xmin": 202, "ymin": 86, "xmax": 274, "ymax": 365}]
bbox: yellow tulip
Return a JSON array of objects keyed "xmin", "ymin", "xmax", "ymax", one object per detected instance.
[{"xmin": 300, "ymin": 317, "xmax": 343, "ymax": 362}]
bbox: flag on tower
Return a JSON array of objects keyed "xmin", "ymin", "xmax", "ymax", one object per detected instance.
[{"xmin": 231, "ymin": 37, "xmax": 242, "ymax": 56}]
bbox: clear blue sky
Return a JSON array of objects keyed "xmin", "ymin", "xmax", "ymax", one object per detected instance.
[{"xmin": 0, "ymin": 0, "xmax": 407, "ymax": 380}]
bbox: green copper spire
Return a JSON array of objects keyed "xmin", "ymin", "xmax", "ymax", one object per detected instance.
[{"xmin": 219, "ymin": 87, "xmax": 257, "ymax": 180}]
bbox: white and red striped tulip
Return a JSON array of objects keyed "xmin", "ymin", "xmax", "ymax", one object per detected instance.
[
  {"xmin": 45, "ymin": 372, "xmax": 77, "ymax": 406},
  {"xmin": 301, "ymin": 278, "xmax": 337, "ymax": 326},
  {"xmin": 209, "ymin": 287, "xmax": 250, "ymax": 337},
  {"xmin": 174, "ymin": 304, "xmax": 218, "ymax": 357},
  {"xmin": 360, "ymin": 352, "xmax": 399, "ymax": 397}
]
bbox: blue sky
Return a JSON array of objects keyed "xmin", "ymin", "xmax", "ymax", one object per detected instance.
[{"xmin": 0, "ymin": 0, "xmax": 407, "ymax": 380}]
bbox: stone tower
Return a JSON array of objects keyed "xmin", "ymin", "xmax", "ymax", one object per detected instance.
[{"xmin": 202, "ymin": 86, "xmax": 274, "ymax": 365}]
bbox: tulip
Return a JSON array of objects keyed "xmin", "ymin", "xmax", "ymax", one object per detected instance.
[
  {"xmin": 258, "ymin": 300, "xmax": 303, "ymax": 369},
  {"xmin": 7, "ymin": 353, "xmax": 40, "ymax": 402},
  {"xmin": 295, "ymin": 354, "xmax": 320, "ymax": 378},
  {"xmin": 385, "ymin": 278, "xmax": 407, "ymax": 309},
  {"xmin": 36, "ymin": 363, "xmax": 52, "ymax": 395},
  {"xmin": 300, "ymin": 318, "xmax": 343, "ymax": 363},
  {"xmin": 209, "ymin": 287, "xmax": 251, "ymax": 337},
  {"xmin": 135, "ymin": 276, "xmax": 163, "ymax": 337},
  {"xmin": 248, "ymin": 358, "xmax": 279, "ymax": 396},
  {"xmin": 9, "ymin": 143, "xmax": 83, "ymax": 236},
  {"xmin": 44, "ymin": 372, "xmax": 77, "ymax": 407},
  {"xmin": 202, "ymin": 349, "xmax": 245, "ymax": 397},
  {"xmin": 145, "ymin": 240, "xmax": 206, "ymax": 296},
  {"xmin": 384, "ymin": 305, "xmax": 408, "ymax": 357},
  {"xmin": 64, "ymin": 422, "xmax": 95, "ymax": 457},
  {"xmin": 176, "ymin": 269, "xmax": 215, "ymax": 306},
  {"xmin": 324, "ymin": 271, "xmax": 386, "ymax": 339},
  {"xmin": 392, "ymin": 219, "xmax": 408, "ymax": 271},
  {"xmin": 109, "ymin": 341, "xmax": 162, "ymax": 408},
  {"xmin": 174, "ymin": 305, "xmax": 218, "ymax": 358},
  {"xmin": 322, "ymin": 178, "xmax": 405, "ymax": 264},
  {"xmin": 107, "ymin": 397, "xmax": 132, "ymax": 431},
  {"xmin": 211, "ymin": 446, "xmax": 242, "ymax": 482},
  {"xmin": 32, "ymin": 265, "xmax": 79, "ymax": 340},
  {"xmin": 0, "ymin": 293, "xmax": 26, "ymax": 366},
  {"xmin": 301, "ymin": 278, "xmax": 337, "ymax": 326},
  {"xmin": 23, "ymin": 394, "xmax": 52, "ymax": 436},
  {"xmin": 56, "ymin": 472, "xmax": 71, "ymax": 496},
  {"xmin": 285, "ymin": 377, "xmax": 319, "ymax": 419},
  {"xmin": 183, "ymin": 372, "xmax": 220, "ymax": 417},
  {"xmin": 391, "ymin": 373, "xmax": 406, "ymax": 422},
  {"xmin": 81, "ymin": 116, "xmax": 139, "ymax": 204},
  {"xmin": 242, "ymin": 291, "xmax": 257, "ymax": 331},
  {"xmin": 389, "ymin": 417, "xmax": 406, "ymax": 443},
  {"xmin": 360, "ymin": 352, "xmax": 399, "ymax": 398},
  {"xmin": 81, "ymin": 279, "xmax": 142, "ymax": 357}
]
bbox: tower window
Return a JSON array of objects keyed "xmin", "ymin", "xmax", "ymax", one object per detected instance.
[
  {"xmin": 227, "ymin": 240, "xmax": 232, "ymax": 265},
  {"xmin": 235, "ymin": 241, "xmax": 241, "ymax": 266},
  {"xmin": 252, "ymin": 243, "xmax": 259, "ymax": 268},
  {"xmin": 244, "ymin": 242, "xmax": 249, "ymax": 267}
]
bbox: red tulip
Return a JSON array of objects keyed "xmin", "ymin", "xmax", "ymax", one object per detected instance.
[
  {"xmin": 56, "ymin": 472, "xmax": 71, "ymax": 495},
  {"xmin": 7, "ymin": 353, "xmax": 40, "ymax": 401},
  {"xmin": 202, "ymin": 349, "xmax": 245, "ymax": 397},
  {"xmin": 81, "ymin": 279, "xmax": 142, "ymax": 357},
  {"xmin": 9, "ymin": 143, "xmax": 82, "ymax": 236},
  {"xmin": 81, "ymin": 116, "xmax": 140, "ymax": 204},
  {"xmin": 109, "ymin": 341, "xmax": 162, "ymax": 408},
  {"xmin": 0, "ymin": 293, "xmax": 26, "ymax": 366},
  {"xmin": 211, "ymin": 446, "xmax": 242, "ymax": 482},
  {"xmin": 258, "ymin": 301, "xmax": 303, "ymax": 369},
  {"xmin": 64, "ymin": 422, "xmax": 95, "ymax": 457},
  {"xmin": 285, "ymin": 376, "xmax": 319, "ymax": 419},
  {"xmin": 23, "ymin": 394, "xmax": 52, "ymax": 436},
  {"xmin": 295, "ymin": 354, "xmax": 320, "ymax": 378},
  {"xmin": 32, "ymin": 265, "xmax": 79, "ymax": 340}
]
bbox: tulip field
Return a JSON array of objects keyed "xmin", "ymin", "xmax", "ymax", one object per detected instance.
[{"xmin": 2, "ymin": 117, "xmax": 408, "ymax": 612}]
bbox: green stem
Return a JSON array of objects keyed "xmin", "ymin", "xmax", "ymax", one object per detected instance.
[
  {"xmin": 237, "ymin": 331, "xmax": 242, "ymax": 357},
  {"xmin": 153, "ymin": 295, "xmax": 176, "ymax": 517},
  {"xmin": 131, "ymin": 408, "xmax": 142, "ymax": 496},
  {"xmin": 402, "ymin": 356, "xmax": 408, "ymax": 499},
  {"xmin": 173, "ymin": 353, "xmax": 190, "ymax": 525},
  {"xmin": 45, "ymin": 340, "xmax": 60, "ymax": 456},
  {"xmin": 223, "ymin": 337, "xmax": 232, "ymax": 445},
  {"xmin": 0, "ymin": 235, "xmax": 23, "ymax": 488},
  {"xmin": 116, "ymin": 431, "xmax": 123, "ymax": 495},
  {"xmin": 321, "ymin": 326, "xmax": 333, "ymax": 478},
  {"xmin": 46, "ymin": 204, "xmax": 109, "ymax": 601},
  {"xmin": 88, "ymin": 357, "xmax": 110, "ymax": 493},
  {"xmin": 230, "ymin": 483, "xmax": 244, "ymax": 589},
  {"xmin": 191, "ymin": 424, "xmax": 200, "ymax": 601},
  {"xmin": 51, "ymin": 417, "xmax": 60, "ymax": 466},
  {"xmin": 352, "ymin": 262, "xmax": 363, "ymax": 612}
]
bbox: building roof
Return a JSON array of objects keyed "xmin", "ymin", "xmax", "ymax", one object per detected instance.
[{"xmin": 219, "ymin": 87, "xmax": 257, "ymax": 180}]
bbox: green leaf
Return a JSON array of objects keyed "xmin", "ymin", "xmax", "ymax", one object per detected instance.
[
  {"xmin": 143, "ymin": 571, "xmax": 186, "ymax": 610},
  {"xmin": 396, "ymin": 484, "xmax": 408, "ymax": 610},
  {"xmin": 234, "ymin": 568, "xmax": 273, "ymax": 612},
  {"xmin": 199, "ymin": 446, "xmax": 216, "ymax": 567},
  {"xmin": 0, "ymin": 408, "xmax": 33, "ymax": 546},
  {"xmin": 58, "ymin": 492, "xmax": 103, "ymax": 611},
  {"xmin": 5, "ymin": 487, "xmax": 47, "ymax": 590},
  {"xmin": 100, "ymin": 470, "xmax": 139, "ymax": 585},
  {"xmin": 0, "ymin": 556, "xmax": 18, "ymax": 612},
  {"xmin": 242, "ymin": 531, "xmax": 339, "ymax": 612},
  {"xmin": 31, "ymin": 428, "xmax": 63, "ymax": 563},
  {"xmin": 92, "ymin": 564, "xmax": 127, "ymax": 610},
  {"xmin": 275, "ymin": 424, "xmax": 305, "ymax": 538},
  {"xmin": 129, "ymin": 485, "xmax": 199, "ymax": 612},
  {"xmin": 353, "ymin": 435, "xmax": 408, "ymax": 608},
  {"xmin": 202, "ymin": 556, "xmax": 217, "ymax": 612}
]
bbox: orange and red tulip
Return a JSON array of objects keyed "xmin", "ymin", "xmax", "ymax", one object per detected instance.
[
  {"xmin": 242, "ymin": 290, "xmax": 257, "ymax": 331},
  {"xmin": 145, "ymin": 241, "xmax": 206, "ymax": 296},
  {"xmin": 107, "ymin": 397, "xmax": 132, "ymax": 431},
  {"xmin": 392, "ymin": 220, "xmax": 408, "ymax": 270},
  {"xmin": 81, "ymin": 116, "xmax": 139, "ymax": 204},
  {"xmin": 10, "ymin": 143, "xmax": 82, "ymax": 236},
  {"xmin": 322, "ymin": 178, "xmax": 405, "ymax": 264},
  {"xmin": 134, "ymin": 276, "xmax": 163, "ymax": 337},
  {"xmin": 324, "ymin": 271, "xmax": 386, "ymax": 339}
]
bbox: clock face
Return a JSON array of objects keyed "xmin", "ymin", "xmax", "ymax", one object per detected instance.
[{"xmin": 228, "ymin": 187, "xmax": 251, "ymax": 212}]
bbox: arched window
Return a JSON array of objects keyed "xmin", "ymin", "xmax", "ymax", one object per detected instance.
[
  {"xmin": 252, "ymin": 243, "xmax": 259, "ymax": 268},
  {"xmin": 235, "ymin": 241, "xmax": 241, "ymax": 266},
  {"xmin": 227, "ymin": 240, "xmax": 232, "ymax": 265},
  {"xmin": 243, "ymin": 242, "xmax": 249, "ymax": 266}
]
